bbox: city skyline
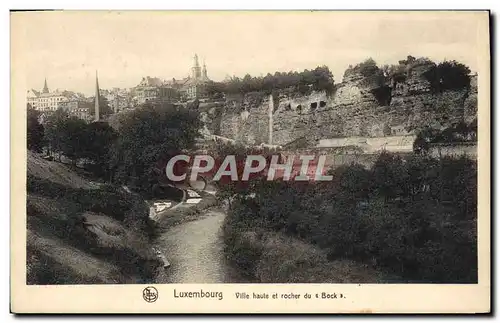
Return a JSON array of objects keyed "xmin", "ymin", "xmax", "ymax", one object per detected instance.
[{"xmin": 15, "ymin": 11, "xmax": 483, "ymax": 96}]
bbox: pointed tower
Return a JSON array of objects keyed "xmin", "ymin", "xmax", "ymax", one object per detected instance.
[
  {"xmin": 42, "ymin": 78, "xmax": 49, "ymax": 93},
  {"xmin": 191, "ymin": 54, "xmax": 201, "ymax": 80},
  {"xmin": 202, "ymin": 59, "xmax": 208, "ymax": 80},
  {"xmin": 94, "ymin": 71, "xmax": 100, "ymax": 122}
]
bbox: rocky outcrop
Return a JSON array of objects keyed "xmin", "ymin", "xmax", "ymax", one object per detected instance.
[
  {"xmin": 199, "ymin": 58, "xmax": 478, "ymax": 146},
  {"xmin": 388, "ymin": 58, "xmax": 470, "ymax": 132},
  {"xmin": 200, "ymin": 92, "xmax": 271, "ymax": 145},
  {"xmin": 464, "ymin": 74, "xmax": 478, "ymax": 123}
]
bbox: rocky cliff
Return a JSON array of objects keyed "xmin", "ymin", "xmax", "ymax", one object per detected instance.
[{"xmin": 200, "ymin": 58, "xmax": 477, "ymax": 146}]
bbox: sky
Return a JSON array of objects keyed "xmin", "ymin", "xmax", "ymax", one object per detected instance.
[{"xmin": 12, "ymin": 11, "xmax": 488, "ymax": 96}]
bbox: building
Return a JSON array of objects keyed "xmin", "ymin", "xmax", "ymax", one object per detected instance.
[
  {"xmin": 27, "ymin": 89, "xmax": 40, "ymax": 109},
  {"xmin": 60, "ymin": 100, "xmax": 92, "ymax": 121},
  {"xmin": 180, "ymin": 54, "xmax": 211, "ymax": 100},
  {"xmin": 133, "ymin": 76, "xmax": 180, "ymax": 105},
  {"xmin": 108, "ymin": 88, "xmax": 133, "ymax": 112},
  {"xmin": 132, "ymin": 53, "xmax": 211, "ymax": 105},
  {"xmin": 134, "ymin": 76, "xmax": 163, "ymax": 104},
  {"xmin": 27, "ymin": 78, "xmax": 73, "ymax": 112},
  {"xmin": 96, "ymin": 87, "xmax": 133, "ymax": 113},
  {"xmin": 58, "ymin": 74, "xmax": 95, "ymax": 122}
]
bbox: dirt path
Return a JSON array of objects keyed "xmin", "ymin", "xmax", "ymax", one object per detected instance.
[{"xmin": 154, "ymin": 210, "xmax": 249, "ymax": 283}]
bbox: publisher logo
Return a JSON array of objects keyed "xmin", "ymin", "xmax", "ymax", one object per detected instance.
[{"xmin": 143, "ymin": 286, "xmax": 158, "ymax": 303}]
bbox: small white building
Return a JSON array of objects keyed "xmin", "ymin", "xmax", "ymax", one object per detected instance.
[{"xmin": 27, "ymin": 78, "xmax": 82, "ymax": 113}]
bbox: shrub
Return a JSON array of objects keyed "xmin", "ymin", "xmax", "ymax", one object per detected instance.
[
  {"xmin": 221, "ymin": 151, "xmax": 477, "ymax": 283},
  {"xmin": 371, "ymin": 151, "xmax": 409, "ymax": 200}
]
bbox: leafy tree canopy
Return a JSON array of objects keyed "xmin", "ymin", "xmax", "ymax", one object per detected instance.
[
  {"xmin": 110, "ymin": 102, "xmax": 202, "ymax": 192},
  {"xmin": 27, "ymin": 107, "xmax": 44, "ymax": 152},
  {"xmin": 207, "ymin": 65, "xmax": 335, "ymax": 96},
  {"xmin": 88, "ymin": 95, "xmax": 114, "ymax": 118},
  {"xmin": 424, "ymin": 60, "xmax": 471, "ymax": 91}
]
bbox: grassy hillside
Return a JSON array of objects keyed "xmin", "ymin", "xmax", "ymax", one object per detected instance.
[
  {"xmin": 223, "ymin": 227, "xmax": 393, "ymax": 283},
  {"xmin": 26, "ymin": 151, "xmax": 161, "ymax": 285}
]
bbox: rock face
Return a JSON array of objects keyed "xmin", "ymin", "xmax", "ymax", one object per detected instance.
[
  {"xmin": 200, "ymin": 59, "xmax": 477, "ymax": 146},
  {"xmin": 464, "ymin": 74, "xmax": 478, "ymax": 123},
  {"xmin": 200, "ymin": 92, "xmax": 271, "ymax": 145}
]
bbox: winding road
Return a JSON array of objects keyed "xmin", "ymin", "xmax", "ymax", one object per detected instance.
[{"xmin": 154, "ymin": 210, "xmax": 251, "ymax": 283}]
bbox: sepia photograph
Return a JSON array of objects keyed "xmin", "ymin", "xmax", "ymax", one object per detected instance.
[{"xmin": 10, "ymin": 9, "xmax": 490, "ymax": 313}]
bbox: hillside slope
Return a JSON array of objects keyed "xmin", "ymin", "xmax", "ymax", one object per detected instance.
[{"xmin": 26, "ymin": 151, "xmax": 161, "ymax": 284}]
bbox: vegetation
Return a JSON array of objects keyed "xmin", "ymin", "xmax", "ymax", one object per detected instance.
[
  {"xmin": 82, "ymin": 121, "xmax": 118, "ymax": 179},
  {"xmin": 109, "ymin": 102, "xmax": 202, "ymax": 195},
  {"xmin": 27, "ymin": 107, "xmax": 45, "ymax": 152},
  {"xmin": 87, "ymin": 95, "xmax": 114, "ymax": 119},
  {"xmin": 424, "ymin": 60, "xmax": 472, "ymax": 92},
  {"xmin": 26, "ymin": 153, "xmax": 160, "ymax": 285},
  {"xmin": 220, "ymin": 151, "xmax": 477, "ymax": 283},
  {"xmin": 413, "ymin": 120, "xmax": 477, "ymax": 154},
  {"xmin": 26, "ymin": 54, "xmax": 477, "ymax": 284},
  {"xmin": 205, "ymin": 56, "xmax": 471, "ymax": 102},
  {"xmin": 206, "ymin": 66, "xmax": 335, "ymax": 97},
  {"xmin": 42, "ymin": 109, "xmax": 118, "ymax": 173},
  {"xmin": 32, "ymin": 102, "xmax": 202, "ymax": 196}
]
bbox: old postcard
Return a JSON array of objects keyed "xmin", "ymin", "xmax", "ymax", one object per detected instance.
[{"xmin": 10, "ymin": 10, "xmax": 490, "ymax": 314}]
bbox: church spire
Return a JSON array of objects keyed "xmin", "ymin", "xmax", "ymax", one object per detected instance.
[
  {"xmin": 42, "ymin": 78, "xmax": 49, "ymax": 93},
  {"xmin": 202, "ymin": 59, "xmax": 208, "ymax": 79},
  {"xmin": 94, "ymin": 71, "xmax": 100, "ymax": 122},
  {"xmin": 194, "ymin": 54, "xmax": 200, "ymax": 67},
  {"xmin": 191, "ymin": 53, "xmax": 201, "ymax": 79}
]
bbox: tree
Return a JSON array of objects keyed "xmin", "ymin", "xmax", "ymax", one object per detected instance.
[
  {"xmin": 371, "ymin": 151, "xmax": 409, "ymax": 201},
  {"xmin": 355, "ymin": 58, "xmax": 379, "ymax": 77},
  {"xmin": 58, "ymin": 117, "xmax": 88, "ymax": 164},
  {"xmin": 328, "ymin": 164, "xmax": 373, "ymax": 202},
  {"xmin": 424, "ymin": 60, "xmax": 471, "ymax": 92},
  {"xmin": 27, "ymin": 108, "xmax": 44, "ymax": 152},
  {"xmin": 213, "ymin": 66, "xmax": 335, "ymax": 96},
  {"xmin": 88, "ymin": 96, "xmax": 113, "ymax": 119},
  {"xmin": 311, "ymin": 65, "xmax": 335, "ymax": 93},
  {"xmin": 398, "ymin": 55, "xmax": 416, "ymax": 66},
  {"xmin": 44, "ymin": 108, "xmax": 70, "ymax": 160},
  {"xmin": 109, "ymin": 102, "xmax": 202, "ymax": 193},
  {"xmin": 82, "ymin": 121, "xmax": 118, "ymax": 178}
]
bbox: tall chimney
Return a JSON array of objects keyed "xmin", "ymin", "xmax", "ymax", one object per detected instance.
[{"xmin": 94, "ymin": 71, "xmax": 100, "ymax": 122}]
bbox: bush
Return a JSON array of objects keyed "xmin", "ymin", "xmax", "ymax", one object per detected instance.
[
  {"xmin": 371, "ymin": 151, "xmax": 409, "ymax": 200},
  {"xmin": 414, "ymin": 122, "xmax": 477, "ymax": 154},
  {"xmin": 221, "ymin": 151, "xmax": 477, "ymax": 283}
]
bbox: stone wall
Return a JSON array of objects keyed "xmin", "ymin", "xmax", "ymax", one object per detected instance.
[
  {"xmin": 429, "ymin": 142, "xmax": 477, "ymax": 159},
  {"xmin": 199, "ymin": 59, "xmax": 478, "ymax": 147},
  {"xmin": 200, "ymin": 92, "xmax": 270, "ymax": 145},
  {"xmin": 317, "ymin": 135, "xmax": 416, "ymax": 153}
]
